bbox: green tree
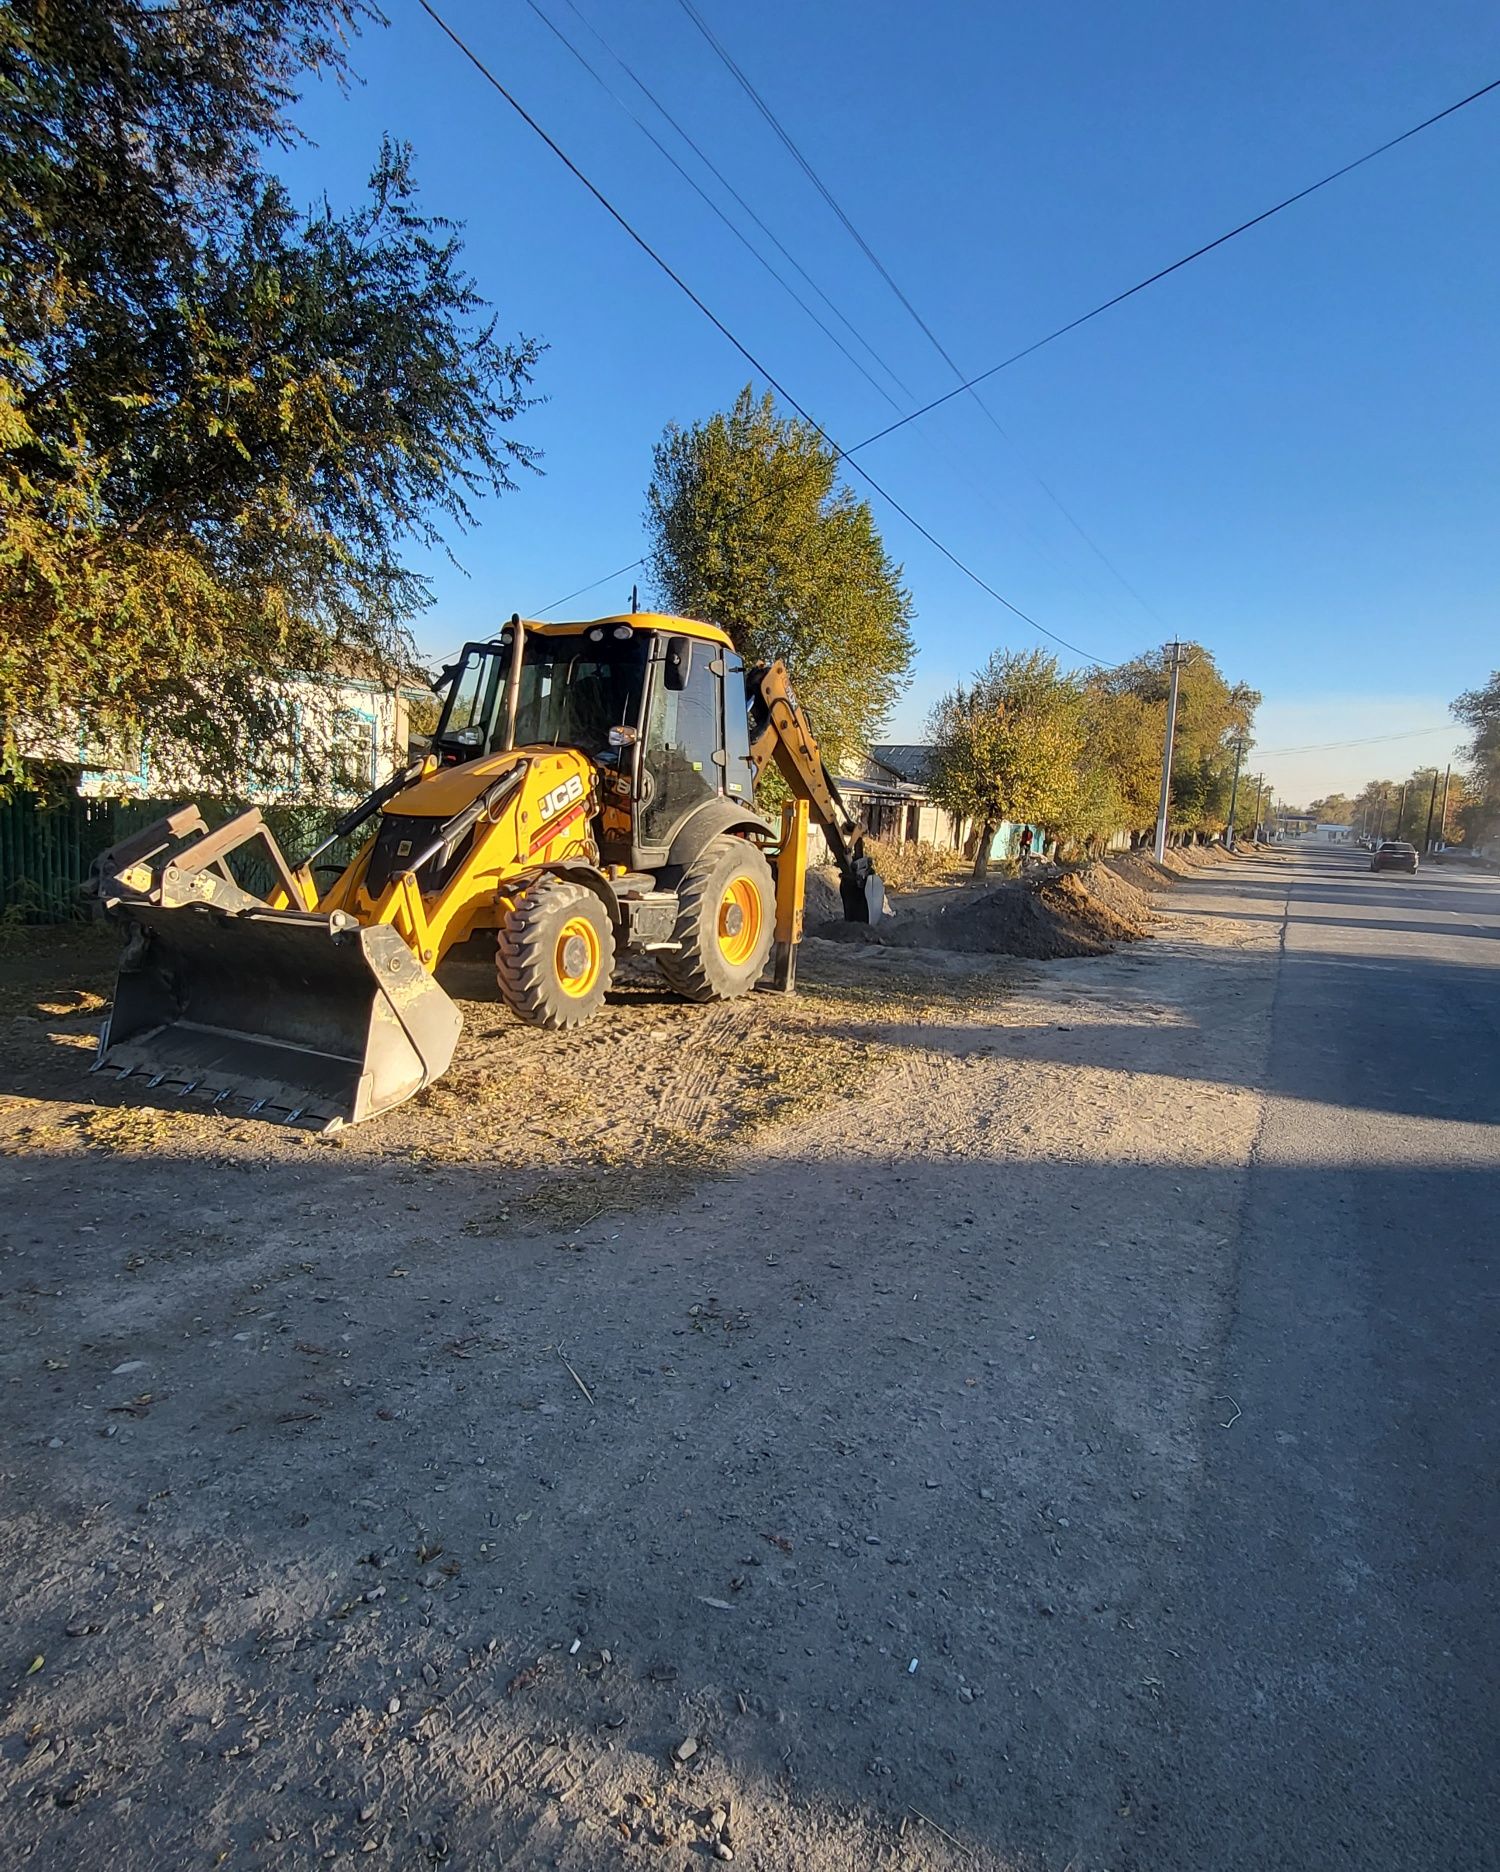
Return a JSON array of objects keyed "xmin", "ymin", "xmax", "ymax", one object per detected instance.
[
  {"xmin": 924, "ymin": 650, "xmax": 1087, "ymax": 879},
  {"xmin": 1043, "ymin": 686, "xmax": 1158, "ymax": 859},
  {"xmin": 1351, "ymin": 772, "xmax": 1441, "ymax": 845},
  {"xmin": 1081, "ymin": 682, "xmax": 1165, "ymax": 835},
  {"xmin": 0, "ymin": 1, "xmax": 542, "ymax": 791},
  {"xmin": 1401, "ymin": 768, "xmax": 1442, "ymax": 845},
  {"xmin": 1454, "ymin": 671, "xmax": 1500, "ymax": 843},
  {"xmin": 645, "ymin": 386, "xmax": 914, "ymax": 773},
  {"xmin": 1354, "ymin": 778, "xmax": 1399, "ymax": 840},
  {"xmin": 1100, "ymin": 646, "xmax": 1258, "ymax": 838}
]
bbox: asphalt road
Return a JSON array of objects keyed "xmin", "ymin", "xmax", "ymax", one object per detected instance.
[{"xmin": 1145, "ymin": 844, "xmax": 1500, "ymax": 1869}]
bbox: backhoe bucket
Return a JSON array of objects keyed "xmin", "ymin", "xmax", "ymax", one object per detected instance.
[
  {"xmin": 96, "ymin": 904, "xmax": 462, "ymax": 1129},
  {"xmin": 840, "ymin": 860, "xmax": 887, "ymax": 923}
]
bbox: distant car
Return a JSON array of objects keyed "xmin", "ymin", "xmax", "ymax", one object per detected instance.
[{"xmin": 1370, "ymin": 841, "xmax": 1418, "ymax": 873}]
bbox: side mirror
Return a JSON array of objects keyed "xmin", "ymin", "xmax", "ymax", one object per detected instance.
[{"xmin": 663, "ymin": 635, "xmax": 693, "ymax": 691}]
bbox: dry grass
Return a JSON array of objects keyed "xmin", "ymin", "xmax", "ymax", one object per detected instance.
[{"xmin": 865, "ymin": 837, "xmax": 971, "ymax": 893}]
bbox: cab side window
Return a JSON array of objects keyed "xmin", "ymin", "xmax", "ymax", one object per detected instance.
[{"xmin": 641, "ymin": 651, "xmax": 722, "ymax": 846}]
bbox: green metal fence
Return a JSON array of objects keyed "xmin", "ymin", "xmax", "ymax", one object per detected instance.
[{"xmin": 0, "ymin": 793, "xmax": 359, "ymax": 923}]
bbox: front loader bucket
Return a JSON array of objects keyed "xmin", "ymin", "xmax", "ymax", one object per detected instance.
[{"xmin": 96, "ymin": 905, "xmax": 462, "ymax": 1129}]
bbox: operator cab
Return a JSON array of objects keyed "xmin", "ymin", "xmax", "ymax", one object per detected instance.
[{"xmin": 431, "ymin": 615, "xmax": 759, "ymax": 868}]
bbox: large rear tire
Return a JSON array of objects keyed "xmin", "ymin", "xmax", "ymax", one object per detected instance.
[
  {"xmin": 496, "ymin": 876, "xmax": 615, "ymax": 1028},
  {"xmin": 657, "ymin": 837, "xmax": 775, "ymax": 1004}
]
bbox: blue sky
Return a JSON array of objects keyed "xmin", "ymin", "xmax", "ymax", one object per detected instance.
[{"xmin": 277, "ymin": 0, "xmax": 1499, "ymax": 804}]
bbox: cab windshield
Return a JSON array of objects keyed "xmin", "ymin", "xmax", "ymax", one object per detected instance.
[{"xmin": 435, "ymin": 630, "xmax": 652, "ymax": 758}]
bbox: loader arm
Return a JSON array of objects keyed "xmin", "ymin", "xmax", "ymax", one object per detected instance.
[{"xmin": 746, "ymin": 662, "xmax": 885, "ymax": 942}]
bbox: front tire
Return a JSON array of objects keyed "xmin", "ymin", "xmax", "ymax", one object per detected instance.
[
  {"xmin": 657, "ymin": 837, "xmax": 776, "ymax": 1004},
  {"xmin": 496, "ymin": 875, "xmax": 615, "ymax": 1028}
]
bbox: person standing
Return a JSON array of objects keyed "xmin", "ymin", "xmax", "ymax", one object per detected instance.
[{"xmin": 1018, "ymin": 825, "xmax": 1034, "ymax": 865}]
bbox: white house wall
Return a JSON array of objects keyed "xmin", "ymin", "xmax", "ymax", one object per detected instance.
[{"xmin": 68, "ymin": 679, "xmax": 420, "ymax": 804}]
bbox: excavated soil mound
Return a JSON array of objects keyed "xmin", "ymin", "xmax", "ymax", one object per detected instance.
[
  {"xmin": 1070, "ymin": 861, "xmax": 1154, "ymax": 932},
  {"xmin": 1105, "ymin": 843, "xmax": 1234, "ymax": 890},
  {"xmin": 804, "ymin": 865, "xmax": 846, "ymax": 926},
  {"xmin": 810, "ymin": 863, "xmax": 1150, "ymax": 961},
  {"xmin": 1035, "ymin": 871, "xmax": 1148, "ymax": 944},
  {"xmin": 1101, "ymin": 857, "xmax": 1191, "ymax": 898},
  {"xmin": 1105, "ymin": 851, "xmax": 1181, "ymax": 894}
]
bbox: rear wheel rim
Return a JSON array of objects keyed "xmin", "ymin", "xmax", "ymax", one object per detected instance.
[
  {"xmin": 555, "ymin": 916, "xmax": 602, "ymax": 997},
  {"xmin": 717, "ymin": 874, "xmax": 763, "ymax": 967}
]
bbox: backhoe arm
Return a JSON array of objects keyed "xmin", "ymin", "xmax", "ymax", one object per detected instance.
[{"xmin": 746, "ymin": 662, "xmax": 884, "ymax": 926}]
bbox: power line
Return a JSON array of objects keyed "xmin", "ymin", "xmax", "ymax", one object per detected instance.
[
  {"xmin": 853, "ymin": 75, "xmax": 1500, "ymax": 451},
  {"xmin": 555, "ymin": 0, "xmax": 914, "ymax": 403},
  {"xmin": 671, "ymin": 0, "xmax": 1166, "ymax": 627},
  {"xmin": 414, "ymin": 0, "xmax": 1119, "ymax": 667},
  {"xmin": 541, "ymin": 0, "xmax": 1158, "ymax": 633},
  {"xmin": 521, "ymin": 0, "xmax": 911, "ymax": 413},
  {"xmin": 534, "ymin": 557, "xmax": 646, "ymax": 616},
  {"xmin": 1256, "ymin": 723, "xmax": 1458, "ymax": 757},
  {"xmin": 450, "ymin": 52, "xmax": 1500, "ymax": 644},
  {"xmin": 672, "ymin": 0, "xmax": 963, "ymax": 389}
]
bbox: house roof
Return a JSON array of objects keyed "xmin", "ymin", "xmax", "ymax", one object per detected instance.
[{"xmin": 869, "ymin": 743, "xmax": 933, "ymax": 783}]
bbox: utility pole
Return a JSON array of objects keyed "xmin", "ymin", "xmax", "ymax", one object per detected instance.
[
  {"xmin": 1438, "ymin": 764, "xmax": 1452, "ymax": 845},
  {"xmin": 1152, "ymin": 641, "xmax": 1189, "ymax": 863},
  {"xmin": 1422, "ymin": 768, "xmax": 1442, "ymax": 851},
  {"xmin": 1251, "ymin": 777, "xmax": 1264, "ymax": 843},
  {"xmin": 1225, "ymin": 737, "xmax": 1245, "ymax": 847},
  {"xmin": 1396, "ymin": 780, "xmax": 1410, "ymax": 842}
]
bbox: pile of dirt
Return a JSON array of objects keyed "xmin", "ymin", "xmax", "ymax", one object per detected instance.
[
  {"xmin": 1077, "ymin": 859, "xmax": 1155, "ymax": 929},
  {"xmin": 1035, "ymin": 871, "xmax": 1149, "ymax": 944},
  {"xmin": 1157, "ymin": 842, "xmax": 1241, "ymax": 877},
  {"xmin": 1107, "ymin": 841, "xmax": 1257, "ymax": 895},
  {"xmin": 811, "ymin": 863, "xmax": 1150, "ymax": 961},
  {"xmin": 803, "ymin": 864, "xmax": 846, "ymax": 926},
  {"xmin": 1105, "ymin": 850, "xmax": 1180, "ymax": 894}
]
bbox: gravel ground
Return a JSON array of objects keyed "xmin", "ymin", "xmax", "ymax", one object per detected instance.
[{"xmin": 0, "ymin": 857, "xmax": 1283, "ymax": 1870}]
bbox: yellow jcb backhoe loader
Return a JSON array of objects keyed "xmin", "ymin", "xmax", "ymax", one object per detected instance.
[{"xmin": 88, "ymin": 613, "xmax": 884, "ymax": 1129}]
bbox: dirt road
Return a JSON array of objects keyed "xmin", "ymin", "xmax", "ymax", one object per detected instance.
[{"xmin": 1, "ymin": 849, "xmax": 1489, "ymax": 1869}]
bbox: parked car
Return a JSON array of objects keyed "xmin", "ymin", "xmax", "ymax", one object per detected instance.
[{"xmin": 1370, "ymin": 841, "xmax": 1419, "ymax": 873}]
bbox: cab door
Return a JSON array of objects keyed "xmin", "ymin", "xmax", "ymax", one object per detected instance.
[{"xmin": 636, "ymin": 636, "xmax": 725, "ymax": 862}]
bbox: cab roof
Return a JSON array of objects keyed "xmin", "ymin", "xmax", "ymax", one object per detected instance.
[{"xmin": 516, "ymin": 612, "xmax": 734, "ymax": 651}]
